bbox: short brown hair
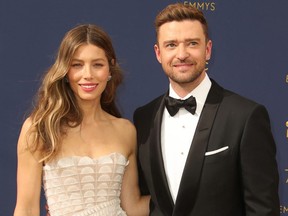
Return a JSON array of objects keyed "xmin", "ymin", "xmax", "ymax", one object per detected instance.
[{"xmin": 155, "ymin": 3, "xmax": 209, "ymax": 41}]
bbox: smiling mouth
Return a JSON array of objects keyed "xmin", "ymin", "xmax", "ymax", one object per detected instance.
[
  {"xmin": 80, "ymin": 84, "xmax": 97, "ymax": 91},
  {"xmin": 174, "ymin": 63, "xmax": 194, "ymax": 71},
  {"xmin": 174, "ymin": 62, "xmax": 194, "ymax": 66},
  {"xmin": 80, "ymin": 84, "xmax": 97, "ymax": 88}
]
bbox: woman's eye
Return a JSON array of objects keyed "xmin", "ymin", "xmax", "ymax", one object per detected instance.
[
  {"xmin": 71, "ymin": 63, "xmax": 82, "ymax": 68},
  {"xmin": 93, "ymin": 63, "xmax": 103, "ymax": 67}
]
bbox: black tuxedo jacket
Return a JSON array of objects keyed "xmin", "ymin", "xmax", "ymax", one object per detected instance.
[{"xmin": 133, "ymin": 80, "xmax": 279, "ymax": 216}]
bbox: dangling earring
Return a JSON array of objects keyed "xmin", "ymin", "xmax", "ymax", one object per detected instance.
[{"xmin": 107, "ymin": 75, "xmax": 112, "ymax": 81}]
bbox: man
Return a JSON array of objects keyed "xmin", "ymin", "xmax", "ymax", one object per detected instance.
[{"xmin": 133, "ymin": 3, "xmax": 279, "ymax": 216}]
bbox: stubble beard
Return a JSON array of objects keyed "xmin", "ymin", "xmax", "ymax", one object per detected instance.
[{"xmin": 167, "ymin": 64, "xmax": 205, "ymax": 85}]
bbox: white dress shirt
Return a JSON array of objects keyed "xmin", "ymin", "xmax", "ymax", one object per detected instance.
[{"xmin": 161, "ymin": 73, "xmax": 211, "ymax": 202}]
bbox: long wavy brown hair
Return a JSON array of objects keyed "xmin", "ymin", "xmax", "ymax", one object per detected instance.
[{"xmin": 27, "ymin": 24, "xmax": 123, "ymax": 162}]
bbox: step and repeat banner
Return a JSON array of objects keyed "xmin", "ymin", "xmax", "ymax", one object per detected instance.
[{"xmin": 0, "ymin": 0, "xmax": 287, "ymax": 215}]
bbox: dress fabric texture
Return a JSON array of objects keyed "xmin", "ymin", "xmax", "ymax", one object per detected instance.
[{"xmin": 43, "ymin": 152, "xmax": 128, "ymax": 216}]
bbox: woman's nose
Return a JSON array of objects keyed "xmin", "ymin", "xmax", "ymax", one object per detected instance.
[{"xmin": 83, "ymin": 66, "xmax": 93, "ymax": 79}]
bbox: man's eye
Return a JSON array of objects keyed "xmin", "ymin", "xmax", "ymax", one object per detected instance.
[
  {"xmin": 166, "ymin": 43, "xmax": 176, "ymax": 48},
  {"xmin": 189, "ymin": 41, "xmax": 198, "ymax": 46}
]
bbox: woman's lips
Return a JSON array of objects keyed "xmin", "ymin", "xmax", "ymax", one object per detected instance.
[{"xmin": 79, "ymin": 84, "xmax": 97, "ymax": 92}]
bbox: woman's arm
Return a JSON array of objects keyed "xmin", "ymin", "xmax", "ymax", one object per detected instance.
[
  {"xmin": 14, "ymin": 118, "xmax": 43, "ymax": 216},
  {"xmin": 120, "ymin": 121, "xmax": 150, "ymax": 216}
]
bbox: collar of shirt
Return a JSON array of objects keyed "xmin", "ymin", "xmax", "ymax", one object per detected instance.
[{"xmin": 168, "ymin": 73, "xmax": 212, "ymax": 116}]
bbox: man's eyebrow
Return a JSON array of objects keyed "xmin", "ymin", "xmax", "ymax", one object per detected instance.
[{"xmin": 163, "ymin": 38, "xmax": 201, "ymax": 44}]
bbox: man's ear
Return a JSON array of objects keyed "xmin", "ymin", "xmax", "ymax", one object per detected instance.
[{"xmin": 154, "ymin": 44, "xmax": 162, "ymax": 63}]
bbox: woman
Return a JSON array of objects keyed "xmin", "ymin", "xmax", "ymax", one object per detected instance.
[{"xmin": 13, "ymin": 24, "xmax": 149, "ymax": 216}]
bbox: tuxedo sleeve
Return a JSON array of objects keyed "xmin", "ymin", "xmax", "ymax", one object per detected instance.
[
  {"xmin": 133, "ymin": 109, "xmax": 150, "ymax": 196},
  {"xmin": 240, "ymin": 104, "xmax": 279, "ymax": 216}
]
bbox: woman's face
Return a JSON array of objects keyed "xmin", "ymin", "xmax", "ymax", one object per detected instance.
[{"xmin": 66, "ymin": 44, "xmax": 111, "ymax": 103}]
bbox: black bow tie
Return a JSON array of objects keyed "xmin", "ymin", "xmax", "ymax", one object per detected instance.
[{"xmin": 165, "ymin": 95, "xmax": 197, "ymax": 116}]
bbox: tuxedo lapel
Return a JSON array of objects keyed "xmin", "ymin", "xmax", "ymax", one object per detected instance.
[
  {"xmin": 150, "ymin": 94, "xmax": 174, "ymax": 215},
  {"xmin": 173, "ymin": 81, "xmax": 223, "ymax": 215}
]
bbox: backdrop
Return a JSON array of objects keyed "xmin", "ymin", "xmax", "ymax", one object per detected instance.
[{"xmin": 1, "ymin": 0, "xmax": 287, "ymax": 215}]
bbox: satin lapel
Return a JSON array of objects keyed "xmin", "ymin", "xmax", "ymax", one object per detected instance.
[
  {"xmin": 173, "ymin": 81, "xmax": 223, "ymax": 216},
  {"xmin": 150, "ymin": 93, "xmax": 174, "ymax": 215}
]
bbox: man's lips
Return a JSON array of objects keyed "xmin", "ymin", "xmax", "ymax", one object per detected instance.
[
  {"xmin": 173, "ymin": 63, "xmax": 194, "ymax": 70},
  {"xmin": 174, "ymin": 63, "xmax": 193, "ymax": 67},
  {"xmin": 173, "ymin": 61, "xmax": 194, "ymax": 67}
]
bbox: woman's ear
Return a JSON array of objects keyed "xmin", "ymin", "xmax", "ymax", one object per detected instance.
[{"xmin": 111, "ymin": 59, "xmax": 115, "ymax": 66}]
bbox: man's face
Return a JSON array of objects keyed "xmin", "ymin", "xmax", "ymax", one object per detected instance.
[{"xmin": 154, "ymin": 20, "xmax": 212, "ymax": 91}]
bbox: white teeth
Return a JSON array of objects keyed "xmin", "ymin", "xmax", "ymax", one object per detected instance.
[{"xmin": 81, "ymin": 85, "xmax": 96, "ymax": 89}]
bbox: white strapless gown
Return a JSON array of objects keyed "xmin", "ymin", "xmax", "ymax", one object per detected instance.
[{"xmin": 43, "ymin": 152, "xmax": 128, "ymax": 216}]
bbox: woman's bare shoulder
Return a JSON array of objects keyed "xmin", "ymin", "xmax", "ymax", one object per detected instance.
[
  {"xmin": 113, "ymin": 117, "xmax": 135, "ymax": 131},
  {"xmin": 18, "ymin": 117, "xmax": 33, "ymax": 139},
  {"xmin": 17, "ymin": 117, "xmax": 36, "ymax": 150},
  {"xmin": 22, "ymin": 117, "xmax": 33, "ymax": 129}
]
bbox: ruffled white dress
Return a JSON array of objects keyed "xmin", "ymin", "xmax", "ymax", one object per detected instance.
[{"xmin": 43, "ymin": 152, "xmax": 128, "ymax": 216}]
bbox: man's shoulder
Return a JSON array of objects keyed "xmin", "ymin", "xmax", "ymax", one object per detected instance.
[
  {"xmin": 133, "ymin": 94, "xmax": 165, "ymax": 123},
  {"xmin": 135, "ymin": 94, "xmax": 165, "ymax": 113},
  {"xmin": 211, "ymin": 79, "xmax": 261, "ymax": 107},
  {"xmin": 211, "ymin": 83, "xmax": 268, "ymax": 119}
]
